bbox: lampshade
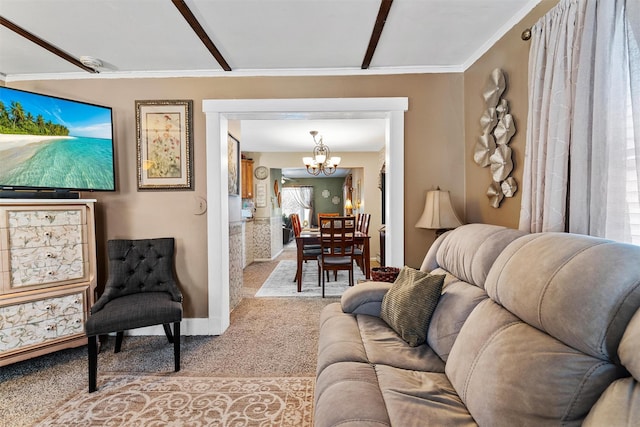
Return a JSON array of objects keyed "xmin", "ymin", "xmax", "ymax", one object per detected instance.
[
  {"xmin": 415, "ymin": 189, "xmax": 463, "ymax": 230},
  {"xmin": 344, "ymin": 199, "xmax": 353, "ymax": 209}
]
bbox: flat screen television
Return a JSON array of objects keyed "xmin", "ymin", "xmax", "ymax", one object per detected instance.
[{"xmin": 0, "ymin": 87, "xmax": 115, "ymax": 196}]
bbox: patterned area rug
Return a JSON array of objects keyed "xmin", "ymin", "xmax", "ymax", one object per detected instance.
[
  {"xmin": 255, "ymin": 260, "xmax": 365, "ymax": 298},
  {"xmin": 36, "ymin": 375, "xmax": 314, "ymax": 426}
]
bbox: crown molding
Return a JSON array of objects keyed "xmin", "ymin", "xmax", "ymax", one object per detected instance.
[{"xmin": 2, "ymin": 64, "xmax": 466, "ymax": 82}]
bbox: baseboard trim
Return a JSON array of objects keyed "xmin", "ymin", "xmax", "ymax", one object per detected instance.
[{"xmin": 125, "ymin": 318, "xmax": 218, "ymax": 336}]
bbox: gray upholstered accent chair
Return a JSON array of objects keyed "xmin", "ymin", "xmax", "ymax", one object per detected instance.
[{"xmin": 85, "ymin": 238, "xmax": 183, "ymax": 392}]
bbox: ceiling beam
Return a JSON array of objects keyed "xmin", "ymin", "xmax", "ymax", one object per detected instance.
[
  {"xmin": 172, "ymin": 0, "xmax": 232, "ymax": 71},
  {"xmin": 0, "ymin": 15, "xmax": 98, "ymax": 74},
  {"xmin": 361, "ymin": 0, "xmax": 393, "ymax": 70}
]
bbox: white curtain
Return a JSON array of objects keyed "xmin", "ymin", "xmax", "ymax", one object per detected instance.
[
  {"xmin": 282, "ymin": 186, "xmax": 314, "ymax": 226},
  {"xmin": 519, "ymin": 0, "xmax": 585, "ymax": 232},
  {"xmin": 520, "ymin": 0, "xmax": 640, "ymax": 244}
]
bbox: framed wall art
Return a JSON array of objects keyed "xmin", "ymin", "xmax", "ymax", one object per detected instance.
[
  {"xmin": 136, "ymin": 99, "xmax": 193, "ymax": 190},
  {"xmin": 255, "ymin": 182, "xmax": 267, "ymax": 207},
  {"xmin": 228, "ymin": 133, "xmax": 240, "ymax": 195}
]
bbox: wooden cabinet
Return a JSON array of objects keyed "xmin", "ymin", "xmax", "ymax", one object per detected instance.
[
  {"xmin": 0, "ymin": 199, "xmax": 96, "ymax": 366},
  {"xmin": 241, "ymin": 159, "xmax": 254, "ymax": 198}
]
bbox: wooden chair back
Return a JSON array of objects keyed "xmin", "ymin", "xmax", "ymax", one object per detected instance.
[
  {"xmin": 290, "ymin": 213, "xmax": 302, "ymax": 237},
  {"xmin": 319, "ymin": 216, "xmax": 356, "ymax": 258},
  {"xmin": 317, "ymin": 212, "xmax": 339, "ymax": 227},
  {"xmin": 359, "ymin": 213, "xmax": 371, "ymax": 235}
]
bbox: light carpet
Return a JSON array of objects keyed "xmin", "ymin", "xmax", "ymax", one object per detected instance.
[
  {"xmin": 35, "ymin": 375, "xmax": 314, "ymax": 426},
  {"xmin": 255, "ymin": 260, "xmax": 365, "ymax": 298}
]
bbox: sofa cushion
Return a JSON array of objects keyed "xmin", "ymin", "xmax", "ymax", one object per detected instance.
[
  {"xmin": 380, "ymin": 267, "xmax": 444, "ymax": 347},
  {"xmin": 375, "ymin": 365, "xmax": 476, "ymax": 426},
  {"xmin": 426, "ymin": 275, "xmax": 487, "ymax": 362},
  {"xmin": 420, "ymin": 223, "xmax": 527, "ymax": 288},
  {"xmin": 583, "ymin": 377, "xmax": 640, "ymax": 426},
  {"xmin": 317, "ymin": 304, "xmax": 369, "ymax": 376},
  {"xmin": 419, "ymin": 224, "xmax": 527, "ymax": 362},
  {"xmin": 619, "ymin": 308, "xmax": 640, "ymax": 379},
  {"xmin": 315, "ymin": 362, "xmax": 391, "ymax": 427},
  {"xmin": 485, "ymin": 233, "xmax": 640, "ymax": 361},
  {"xmin": 317, "ymin": 303, "xmax": 446, "ymax": 376},
  {"xmin": 358, "ymin": 314, "xmax": 445, "ymax": 373},
  {"xmin": 588, "ymin": 307, "xmax": 640, "ymax": 425},
  {"xmin": 447, "ymin": 299, "xmax": 625, "ymax": 426},
  {"xmin": 341, "ymin": 281, "xmax": 393, "ymax": 317}
]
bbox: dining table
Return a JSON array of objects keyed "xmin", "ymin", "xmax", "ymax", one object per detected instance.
[{"xmin": 295, "ymin": 230, "xmax": 371, "ymax": 292}]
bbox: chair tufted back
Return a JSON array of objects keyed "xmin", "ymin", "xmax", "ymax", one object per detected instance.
[{"xmin": 91, "ymin": 238, "xmax": 183, "ymax": 313}]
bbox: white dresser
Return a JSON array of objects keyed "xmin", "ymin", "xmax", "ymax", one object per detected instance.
[{"xmin": 0, "ymin": 199, "xmax": 97, "ymax": 366}]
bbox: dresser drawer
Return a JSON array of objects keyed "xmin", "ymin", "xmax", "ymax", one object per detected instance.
[
  {"xmin": 0, "ymin": 292, "xmax": 85, "ymax": 352},
  {"xmin": 3, "ymin": 208, "xmax": 87, "ymax": 289},
  {"xmin": 8, "ymin": 244, "xmax": 86, "ymax": 288},
  {"xmin": 8, "ymin": 224, "xmax": 84, "ymax": 248},
  {"xmin": 8, "ymin": 209, "xmax": 84, "ymax": 228}
]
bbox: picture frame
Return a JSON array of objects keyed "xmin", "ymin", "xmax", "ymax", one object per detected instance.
[
  {"xmin": 136, "ymin": 99, "xmax": 193, "ymax": 190},
  {"xmin": 227, "ymin": 133, "xmax": 240, "ymax": 195},
  {"xmin": 255, "ymin": 182, "xmax": 267, "ymax": 207}
]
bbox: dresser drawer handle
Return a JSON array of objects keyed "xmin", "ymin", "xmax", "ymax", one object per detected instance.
[
  {"xmin": 45, "ymin": 324, "xmax": 57, "ymax": 331},
  {"xmin": 44, "ymin": 231, "xmax": 51, "ymax": 237},
  {"xmin": 74, "ymin": 319, "xmax": 82, "ymax": 324},
  {"xmin": 44, "ymin": 214, "xmax": 52, "ymax": 219},
  {"xmin": 47, "ymin": 271, "xmax": 55, "ymax": 276},
  {"xmin": 45, "ymin": 305, "xmax": 52, "ymax": 311},
  {"xmin": 46, "ymin": 252, "xmax": 56, "ymax": 258}
]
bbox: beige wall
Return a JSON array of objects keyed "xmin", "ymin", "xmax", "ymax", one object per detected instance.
[
  {"xmin": 8, "ymin": 73, "xmax": 465, "ymax": 317},
  {"xmin": 463, "ymin": 0, "xmax": 559, "ymax": 227},
  {"xmin": 6, "ymin": 1, "xmax": 560, "ymax": 320}
]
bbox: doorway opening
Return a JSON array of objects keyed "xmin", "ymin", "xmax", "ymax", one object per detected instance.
[{"xmin": 203, "ymin": 98, "xmax": 408, "ymax": 335}]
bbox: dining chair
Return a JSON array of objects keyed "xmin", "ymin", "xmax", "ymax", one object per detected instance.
[
  {"xmin": 84, "ymin": 237, "xmax": 183, "ymax": 392},
  {"xmin": 317, "ymin": 212, "xmax": 339, "ymax": 227},
  {"xmin": 291, "ymin": 213, "xmax": 321, "ymax": 283},
  {"xmin": 354, "ymin": 213, "xmax": 371, "ymax": 274},
  {"xmin": 359, "ymin": 213, "xmax": 371, "ymax": 234},
  {"xmin": 317, "ymin": 216, "xmax": 357, "ymax": 297}
]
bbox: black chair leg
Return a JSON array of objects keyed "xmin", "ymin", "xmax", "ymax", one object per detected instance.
[
  {"xmin": 174, "ymin": 322, "xmax": 181, "ymax": 372},
  {"xmin": 114, "ymin": 331, "xmax": 124, "ymax": 353},
  {"xmin": 163, "ymin": 323, "xmax": 174, "ymax": 343},
  {"xmin": 88, "ymin": 335, "xmax": 98, "ymax": 393}
]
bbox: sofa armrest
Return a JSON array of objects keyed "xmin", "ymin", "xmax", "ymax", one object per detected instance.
[{"xmin": 341, "ymin": 282, "xmax": 393, "ymax": 317}]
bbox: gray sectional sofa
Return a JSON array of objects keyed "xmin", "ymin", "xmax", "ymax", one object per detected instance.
[{"xmin": 314, "ymin": 223, "xmax": 640, "ymax": 426}]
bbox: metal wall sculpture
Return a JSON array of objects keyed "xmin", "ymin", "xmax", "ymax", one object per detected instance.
[{"xmin": 473, "ymin": 68, "xmax": 517, "ymax": 208}]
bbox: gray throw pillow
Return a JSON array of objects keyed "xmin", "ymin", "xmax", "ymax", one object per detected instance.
[{"xmin": 380, "ymin": 266, "xmax": 444, "ymax": 347}]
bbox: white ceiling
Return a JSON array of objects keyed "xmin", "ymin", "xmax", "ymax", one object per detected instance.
[
  {"xmin": 238, "ymin": 118, "xmax": 386, "ymax": 178},
  {"xmin": 0, "ymin": 0, "xmax": 540, "ymax": 79},
  {"xmin": 238, "ymin": 118, "xmax": 387, "ymax": 152},
  {"xmin": 0, "ymin": 0, "xmax": 539, "ymax": 165}
]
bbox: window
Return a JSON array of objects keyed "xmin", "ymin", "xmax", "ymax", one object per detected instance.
[{"xmin": 282, "ymin": 186, "xmax": 313, "ymax": 228}]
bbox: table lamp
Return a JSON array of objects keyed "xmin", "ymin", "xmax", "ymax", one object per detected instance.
[
  {"xmin": 415, "ymin": 188, "xmax": 463, "ymax": 236},
  {"xmin": 344, "ymin": 199, "xmax": 353, "ymax": 216}
]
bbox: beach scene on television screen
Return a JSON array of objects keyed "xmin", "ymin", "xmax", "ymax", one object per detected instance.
[{"xmin": 0, "ymin": 88, "xmax": 114, "ymax": 191}]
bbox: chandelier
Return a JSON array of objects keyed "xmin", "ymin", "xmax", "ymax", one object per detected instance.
[{"xmin": 302, "ymin": 131, "xmax": 341, "ymax": 176}]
